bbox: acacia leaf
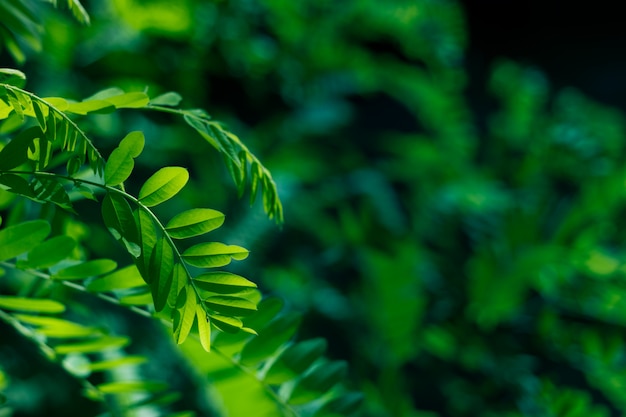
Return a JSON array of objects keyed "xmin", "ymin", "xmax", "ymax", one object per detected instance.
[
  {"xmin": 209, "ymin": 314, "xmax": 243, "ymax": 333},
  {"xmin": 102, "ymin": 192, "xmax": 140, "ymax": 257},
  {"xmin": 25, "ymin": 235, "xmax": 76, "ymax": 269},
  {"xmin": 240, "ymin": 313, "xmax": 302, "ymax": 366},
  {"xmin": 181, "ymin": 242, "xmax": 249, "ymax": 268},
  {"xmin": 148, "ymin": 237, "xmax": 174, "ymax": 311},
  {"xmin": 86, "ymin": 264, "xmax": 145, "ymax": 292},
  {"xmin": 193, "ymin": 272, "xmax": 256, "ymax": 294},
  {"xmin": 149, "ymin": 92, "xmax": 182, "ymax": 107},
  {"xmin": 204, "ymin": 296, "xmax": 257, "ymax": 317},
  {"xmin": 0, "ymin": 296, "xmax": 65, "ymax": 313},
  {"xmin": 138, "ymin": 167, "xmax": 189, "ymax": 207},
  {"xmin": 53, "ymin": 259, "xmax": 117, "ymax": 280},
  {"xmin": 55, "ymin": 336, "xmax": 129, "ymax": 354},
  {"xmin": 0, "ymin": 219, "xmax": 50, "ymax": 262},
  {"xmin": 165, "ymin": 208, "xmax": 225, "ymax": 239},
  {"xmin": 196, "ymin": 304, "xmax": 211, "ymax": 352},
  {"xmin": 173, "ymin": 286, "xmax": 196, "ymax": 344}
]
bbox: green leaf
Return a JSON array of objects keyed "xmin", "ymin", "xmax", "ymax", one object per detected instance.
[
  {"xmin": 0, "ymin": 68, "xmax": 26, "ymax": 88},
  {"xmin": 193, "ymin": 272, "xmax": 257, "ymax": 294},
  {"xmin": 135, "ymin": 209, "xmax": 157, "ymax": 279},
  {"xmin": 173, "ymin": 286, "xmax": 196, "ymax": 344},
  {"xmin": 25, "ymin": 236, "xmax": 76, "ymax": 269},
  {"xmin": 0, "ymin": 126, "xmax": 40, "ymax": 170},
  {"xmin": 0, "ymin": 296, "xmax": 65, "ymax": 313},
  {"xmin": 265, "ymin": 339, "xmax": 327, "ymax": 385},
  {"xmin": 97, "ymin": 381, "xmax": 168, "ymax": 394},
  {"xmin": 53, "ymin": 259, "xmax": 117, "ymax": 280},
  {"xmin": 104, "ymin": 150, "xmax": 133, "ymax": 186},
  {"xmin": 102, "ymin": 192, "xmax": 141, "ymax": 257},
  {"xmin": 289, "ymin": 361, "xmax": 348, "ymax": 404},
  {"xmin": 168, "ymin": 263, "xmax": 187, "ymax": 308},
  {"xmin": 196, "ymin": 304, "xmax": 211, "ymax": 352},
  {"xmin": 138, "ymin": 166, "xmax": 189, "ymax": 207},
  {"xmin": 118, "ymin": 131, "xmax": 145, "ymax": 157},
  {"xmin": 15, "ymin": 315, "xmax": 95, "ymax": 338},
  {"xmin": 209, "ymin": 314, "xmax": 243, "ymax": 333},
  {"xmin": 150, "ymin": 92, "xmax": 182, "ymax": 107},
  {"xmin": 55, "ymin": 336, "xmax": 129, "ymax": 354},
  {"xmin": 240, "ymin": 313, "xmax": 302, "ymax": 366},
  {"xmin": 204, "ymin": 296, "xmax": 257, "ymax": 317},
  {"xmin": 149, "ymin": 237, "xmax": 174, "ymax": 311},
  {"xmin": 86, "ymin": 264, "xmax": 146, "ymax": 292},
  {"xmin": 88, "ymin": 356, "xmax": 147, "ymax": 372},
  {"xmin": 181, "ymin": 242, "xmax": 249, "ymax": 268},
  {"xmin": 120, "ymin": 291, "xmax": 153, "ymax": 306},
  {"xmin": 165, "ymin": 208, "xmax": 225, "ymax": 239},
  {"xmin": 244, "ymin": 297, "xmax": 284, "ymax": 331},
  {"xmin": 66, "ymin": 99, "xmax": 115, "ymax": 115},
  {"xmin": 105, "ymin": 92, "xmax": 150, "ymax": 109},
  {"xmin": 0, "ymin": 219, "xmax": 50, "ymax": 262}
]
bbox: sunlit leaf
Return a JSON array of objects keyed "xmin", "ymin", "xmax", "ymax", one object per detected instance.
[
  {"xmin": 0, "ymin": 68, "xmax": 26, "ymax": 88},
  {"xmin": 97, "ymin": 381, "xmax": 168, "ymax": 394},
  {"xmin": 104, "ymin": 131, "xmax": 145, "ymax": 186},
  {"xmin": 15, "ymin": 315, "xmax": 95, "ymax": 338},
  {"xmin": 165, "ymin": 208, "xmax": 225, "ymax": 239},
  {"xmin": 209, "ymin": 314, "xmax": 243, "ymax": 333},
  {"xmin": 0, "ymin": 219, "xmax": 50, "ymax": 262},
  {"xmin": 181, "ymin": 242, "xmax": 249, "ymax": 268},
  {"xmin": 193, "ymin": 272, "xmax": 256, "ymax": 294},
  {"xmin": 204, "ymin": 296, "xmax": 257, "ymax": 317},
  {"xmin": 173, "ymin": 286, "xmax": 196, "ymax": 344},
  {"xmin": 88, "ymin": 356, "xmax": 147, "ymax": 372},
  {"xmin": 104, "ymin": 92, "xmax": 150, "ymax": 109},
  {"xmin": 139, "ymin": 166, "xmax": 189, "ymax": 207},
  {"xmin": 150, "ymin": 92, "xmax": 182, "ymax": 107},
  {"xmin": 53, "ymin": 259, "xmax": 117, "ymax": 280},
  {"xmin": 0, "ymin": 296, "xmax": 65, "ymax": 313},
  {"xmin": 196, "ymin": 304, "xmax": 211, "ymax": 352},
  {"xmin": 86, "ymin": 264, "xmax": 146, "ymax": 292},
  {"xmin": 135, "ymin": 209, "xmax": 157, "ymax": 279}
]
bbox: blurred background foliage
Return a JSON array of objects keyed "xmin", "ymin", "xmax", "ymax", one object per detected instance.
[{"xmin": 3, "ymin": 0, "xmax": 626, "ymax": 416}]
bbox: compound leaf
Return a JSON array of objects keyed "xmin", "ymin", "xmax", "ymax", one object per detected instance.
[{"xmin": 138, "ymin": 167, "xmax": 189, "ymax": 207}]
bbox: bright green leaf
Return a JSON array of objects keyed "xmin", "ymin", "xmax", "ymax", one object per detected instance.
[
  {"xmin": 118, "ymin": 131, "xmax": 145, "ymax": 158},
  {"xmin": 168, "ymin": 263, "xmax": 187, "ymax": 308},
  {"xmin": 165, "ymin": 208, "xmax": 225, "ymax": 239},
  {"xmin": 120, "ymin": 290, "xmax": 153, "ymax": 306},
  {"xmin": 138, "ymin": 166, "xmax": 189, "ymax": 207},
  {"xmin": 196, "ymin": 304, "xmax": 211, "ymax": 352},
  {"xmin": 150, "ymin": 92, "xmax": 182, "ymax": 107},
  {"xmin": 181, "ymin": 242, "xmax": 249, "ymax": 268},
  {"xmin": 0, "ymin": 296, "xmax": 65, "ymax": 313},
  {"xmin": 173, "ymin": 286, "xmax": 196, "ymax": 344},
  {"xmin": 104, "ymin": 92, "xmax": 150, "ymax": 109},
  {"xmin": 193, "ymin": 272, "xmax": 256, "ymax": 294},
  {"xmin": 135, "ymin": 209, "xmax": 157, "ymax": 279},
  {"xmin": 97, "ymin": 380, "xmax": 168, "ymax": 394},
  {"xmin": 0, "ymin": 68, "xmax": 26, "ymax": 88},
  {"xmin": 88, "ymin": 356, "xmax": 147, "ymax": 372},
  {"xmin": 86, "ymin": 264, "xmax": 146, "ymax": 292},
  {"xmin": 209, "ymin": 314, "xmax": 243, "ymax": 333},
  {"xmin": 66, "ymin": 99, "xmax": 115, "ymax": 115},
  {"xmin": 0, "ymin": 219, "xmax": 50, "ymax": 262},
  {"xmin": 204, "ymin": 296, "xmax": 257, "ymax": 317}
]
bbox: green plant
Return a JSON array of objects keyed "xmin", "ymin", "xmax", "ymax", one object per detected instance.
[{"xmin": 0, "ymin": 5, "xmax": 359, "ymax": 417}]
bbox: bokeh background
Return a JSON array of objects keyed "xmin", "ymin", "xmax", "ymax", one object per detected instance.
[{"xmin": 4, "ymin": 0, "xmax": 626, "ymax": 416}]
